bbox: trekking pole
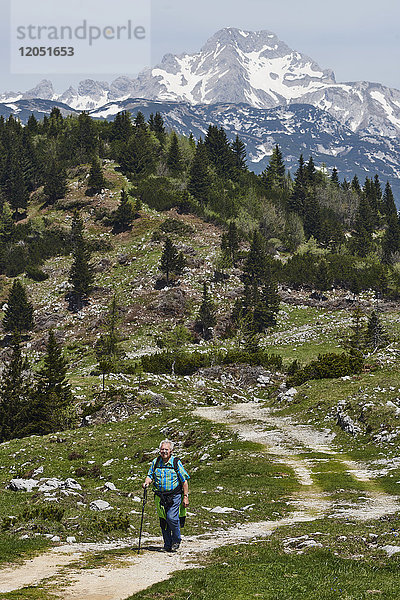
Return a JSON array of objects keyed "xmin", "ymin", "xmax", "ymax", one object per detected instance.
[{"xmin": 138, "ymin": 485, "xmax": 148, "ymax": 554}]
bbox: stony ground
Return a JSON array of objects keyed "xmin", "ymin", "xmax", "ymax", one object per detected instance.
[{"xmin": 1, "ymin": 400, "xmax": 399, "ymax": 600}]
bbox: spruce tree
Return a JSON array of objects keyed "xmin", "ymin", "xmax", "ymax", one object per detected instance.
[
  {"xmin": 287, "ymin": 155, "xmax": 307, "ymax": 216},
  {"xmin": 231, "ymin": 135, "xmax": 247, "ymax": 172},
  {"xmin": 159, "ymin": 237, "xmax": 185, "ymax": 284},
  {"xmin": 43, "ymin": 159, "xmax": 68, "ymax": 204},
  {"xmin": 365, "ymin": 310, "xmax": 388, "ymax": 350},
  {"xmin": 113, "ymin": 189, "xmax": 135, "ymax": 232},
  {"xmin": 166, "ymin": 132, "xmax": 183, "ymax": 176},
  {"xmin": 382, "ymin": 181, "xmax": 397, "ymax": 217},
  {"xmin": 221, "ymin": 221, "xmax": 240, "ymax": 265},
  {"xmin": 3, "ymin": 279, "xmax": 34, "ymax": 333},
  {"xmin": 68, "ymin": 212, "xmax": 94, "ymax": 310},
  {"xmin": 0, "ymin": 335, "xmax": 31, "ymax": 442},
  {"xmin": 188, "ymin": 140, "xmax": 210, "ymax": 204},
  {"xmin": 252, "ymin": 280, "xmax": 280, "ymax": 333},
  {"xmin": 29, "ymin": 330, "xmax": 74, "ymax": 434},
  {"xmin": 330, "ymin": 167, "xmax": 339, "ymax": 187},
  {"xmin": 95, "ymin": 295, "xmax": 123, "ymax": 391},
  {"xmin": 87, "ymin": 157, "xmax": 105, "ymax": 194},
  {"xmin": 195, "ymin": 283, "xmax": 217, "ymax": 340},
  {"xmin": 261, "ymin": 145, "xmax": 285, "ymax": 191}
]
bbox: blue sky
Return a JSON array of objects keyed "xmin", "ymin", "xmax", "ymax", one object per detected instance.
[{"xmin": 1, "ymin": 0, "xmax": 399, "ymax": 93}]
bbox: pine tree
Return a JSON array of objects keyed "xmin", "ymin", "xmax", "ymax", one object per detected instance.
[
  {"xmin": 68, "ymin": 212, "xmax": 94, "ymax": 310},
  {"xmin": 382, "ymin": 181, "xmax": 397, "ymax": 217},
  {"xmin": 382, "ymin": 213, "xmax": 400, "ymax": 264},
  {"xmin": 287, "ymin": 155, "xmax": 307, "ymax": 216},
  {"xmin": 43, "ymin": 159, "xmax": 67, "ymax": 204},
  {"xmin": 252, "ymin": 280, "xmax": 280, "ymax": 333},
  {"xmin": 166, "ymin": 132, "xmax": 183, "ymax": 176},
  {"xmin": 151, "ymin": 112, "xmax": 166, "ymax": 147},
  {"xmin": 221, "ymin": 221, "xmax": 240, "ymax": 265},
  {"xmin": 87, "ymin": 157, "xmax": 105, "ymax": 194},
  {"xmin": 242, "ymin": 230, "xmax": 268, "ymax": 286},
  {"xmin": 231, "ymin": 135, "xmax": 247, "ymax": 172},
  {"xmin": 159, "ymin": 237, "xmax": 185, "ymax": 284},
  {"xmin": 204, "ymin": 125, "xmax": 235, "ymax": 178},
  {"xmin": 112, "ymin": 111, "xmax": 132, "ymax": 141},
  {"xmin": 95, "ymin": 295, "xmax": 123, "ymax": 391},
  {"xmin": 365, "ymin": 310, "xmax": 388, "ymax": 350},
  {"xmin": 188, "ymin": 139, "xmax": 210, "ymax": 204},
  {"xmin": 3, "ymin": 280, "xmax": 34, "ymax": 333},
  {"xmin": 0, "ymin": 335, "xmax": 32, "ymax": 442},
  {"xmin": 195, "ymin": 283, "xmax": 217, "ymax": 340},
  {"xmin": 348, "ymin": 306, "xmax": 367, "ymax": 352},
  {"xmin": 330, "ymin": 167, "xmax": 339, "ymax": 187},
  {"xmin": 113, "ymin": 189, "xmax": 135, "ymax": 232},
  {"xmin": 29, "ymin": 330, "xmax": 75, "ymax": 434},
  {"xmin": 261, "ymin": 145, "xmax": 285, "ymax": 191},
  {"xmin": 351, "ymin": 175, "xmax": 361, "ymax": 195}
]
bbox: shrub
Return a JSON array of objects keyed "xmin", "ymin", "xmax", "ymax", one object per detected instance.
[
  {"xmin": 287, "ymin": 352, "xmax": 363, "ymax": 386},
  {"xmin": 94, "ymin": 512, "xmax": 130, "ymax": 533},
  {"xmin": 22, "ymin": 505, "xmax": 65, "ymax": 522},
  {"xmin": 141, "ymin": 348, "xmax": 282, "ymax": 375}
]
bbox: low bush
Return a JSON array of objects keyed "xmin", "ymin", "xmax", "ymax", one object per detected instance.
[
  {"xmin": 141, "ymin": 348, "xmax": 282, "ymax": 375},
  {"xmin": 287, "ymin": 352, "xmax": 363, "ymax": 386}
]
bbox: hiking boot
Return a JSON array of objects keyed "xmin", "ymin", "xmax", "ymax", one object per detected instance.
[
  {"xmin": 162, "ymin": 546, "xmax": 172, "ymax": 552},
  {"xmin": 171, "ymin": 542, "xmax": 180, "ymax": 552}
]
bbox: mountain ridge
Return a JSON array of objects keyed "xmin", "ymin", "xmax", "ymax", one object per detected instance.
[{"xmin": 2, "ymin": 27, "xmax": 400, "ymax": 138}]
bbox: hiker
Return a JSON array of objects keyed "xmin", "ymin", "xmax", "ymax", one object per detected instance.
[{"xmin": 142, "ymin": 439, "xmax": 189, "ymax": 552}]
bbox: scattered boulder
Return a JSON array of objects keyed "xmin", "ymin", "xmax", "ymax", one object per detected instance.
[
  {"xmin": 8, "ymin": 479, "xmax": 38, "ymax": 492},
  {"xmin": 90, "ymin": 500, "xmax": 113, "ymax": 511}
]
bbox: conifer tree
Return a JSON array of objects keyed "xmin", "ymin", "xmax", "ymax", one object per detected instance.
[
  {"xmin": 204, "ymin": 125, "xmax": 235, "ymax": 178},
  {"xmin": 159, "ymin": 237, "xmax": 185, "ymax": 284},
  {"xmin": 29, "ymin": 330, "xmax": 75, "ymax": 434},
  {"xmin": 231, "ymin": 135, "xmax": 247, "ymax": 172},
  {"xmin": 287, "ymin": 154, "xmax": 307, "ymax": 216},
  {"xmin": 330, "ymin": 167, "xmax": 339, "ymax": 187},
  {"xmin": 188, "ymin": 139, "xmax": 210, "ymax": 204},
  {"xmin": 150, "ymin": 112, "xmax": 166, "ymax": 147},
  {"xmin": 382, "ymin": 213, "xmax": 400, "ymax": 264},
  {"xmin": 3, "ymin": 279, "xmax": 34, "ymax": 333},
  {"xmin": 382, "ymin": 181, "xmax": 397, "ymax": 217},
  {"xmin": 0, "ymin": 335, "xmax": 31, "ymax": 442},
  {"xmin": 365, "ymin": 310, "xmax": 388, "ymax": 350},
  {"xmin": 43, "ymin": 159, "xmax": 67, "ymax": 204},
  {"xmin": 261, "ymin": 145, "xmax": 285, "ymax": 191},
  {"xmin": 351, "ymin": 175, "xmax": 362, "ymax": 195},
  {"xmin": 166, "ymin": 132, "xmax": 183, "ymax": 176},
  {"xmin": 87, "ymin": 157, "xmax": 105, "ymax": 194},
  {"xmin": 221, "ymin": 221, "xmax": 240, "ymax": 265},
  {"xmin": 242, "ymin": 230, "xmax": 268, "ymax": 286},
  {"xmin": 252, "ymin": 280, "xmax": 280, "ymax": 333},
  {"xmin": 68, "ymin": 212, "xmax": 94, "ymax": 310},
  {"xmin": 113, "ymin": 189, "xmax": 135, "ymax": 232},
  {"xmin": 195, "ymin": 283, "xmax": 217, "ymax": 340},
  {"xmin": 112, "ymin": 111, "xmax": 132, "ymax": 141},
  {"xmin": 95, "ymin": 295, "xmax": 123, "ymax": 391}
]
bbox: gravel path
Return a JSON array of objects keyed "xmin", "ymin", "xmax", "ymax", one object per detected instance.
[{"xmin": 1, "ymin": 401, "xmax": 398, "ymax": 600}]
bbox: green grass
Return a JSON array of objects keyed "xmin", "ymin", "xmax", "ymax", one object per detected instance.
[
  {"xmin": 0, "ymin": 534, "xmax": 51, "ymax": 566},
  {"xmin": 127, "ymin": 541, "xmax": 400, "ymax": 600}
]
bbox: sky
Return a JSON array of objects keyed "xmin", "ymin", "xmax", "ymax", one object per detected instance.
[{"xmin": 1, "ymin": 0, "xmax": 399, "ymax": 94}]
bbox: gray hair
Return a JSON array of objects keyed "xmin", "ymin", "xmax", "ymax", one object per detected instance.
[{"xmin": 159, "ymin": 439, "xmax": 174, "ymax": 450}]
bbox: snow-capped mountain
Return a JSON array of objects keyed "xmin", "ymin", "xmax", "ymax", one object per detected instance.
[
  {"xmin": 88, "ymin": 98, "xmax": 400, "ymax": 197},
  {"xmin": 2, "ymin": 27, "xmax": 400, "ymax": 138}
]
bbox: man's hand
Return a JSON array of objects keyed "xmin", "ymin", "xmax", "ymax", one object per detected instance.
[{"xmin": 182, "ymin": 495, "xmax": 189, "ymax": 508}]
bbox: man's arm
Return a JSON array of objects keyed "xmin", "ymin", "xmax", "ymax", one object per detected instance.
[
  {"xmin": 182, "ymin": 480, "xmax": 189, "ymax": 507},
  {"xmin": 142, "ymin": 476, "xmax": 152, "ymax": 489}
]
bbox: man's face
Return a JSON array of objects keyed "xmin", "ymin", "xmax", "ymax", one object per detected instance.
[{"xmin": 160, "ymin": 444, "xmax": 172, "ymax": 462}]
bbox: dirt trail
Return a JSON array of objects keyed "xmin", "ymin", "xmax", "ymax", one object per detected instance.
[{"xmin": 1, "ymin": 401, "xmax": 399, "ymax": 600}]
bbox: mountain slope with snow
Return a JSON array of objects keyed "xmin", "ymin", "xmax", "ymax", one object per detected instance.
[{"xmin": 2, "ymin": 27, "xmax": 400, "ymax": 139}]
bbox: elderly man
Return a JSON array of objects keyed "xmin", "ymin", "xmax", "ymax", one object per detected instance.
[{"xmin": 143, "ymin": 439, "xmax": 189, "ymax": 552}]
